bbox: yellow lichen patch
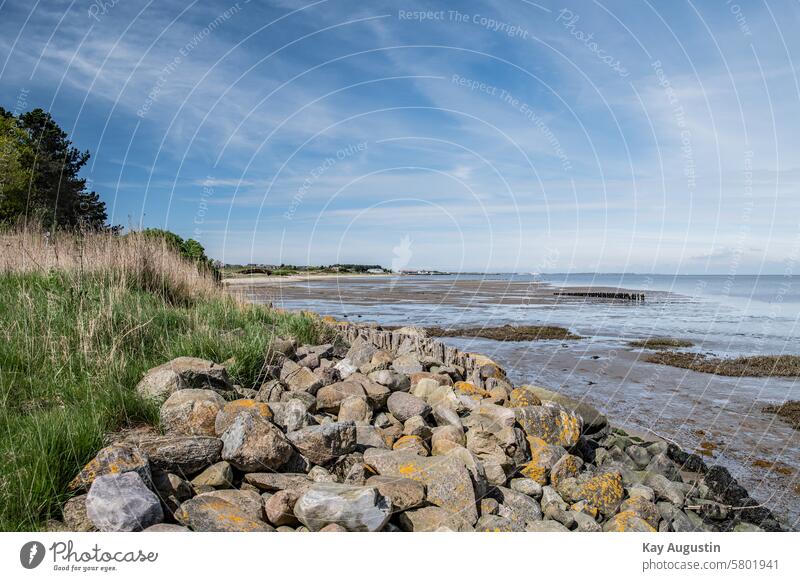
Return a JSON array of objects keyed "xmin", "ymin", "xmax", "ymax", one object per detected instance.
[
  {"xmin": 509, "ymin": 388, "xmax": 542, "ymax": 408},
  {"xmin": 551, "ymin": 454, "xmax": 582, "ymax": 487},
  {"xmin": 570, "ymin": 500, "xmax": 598, "ymax": 519},
  {"xmin": 603, "ymin": 510, "xmax": 656, "ymax": 532},
  {"xmin": 393, "ymin": 435, "xmax": 429, "ymax": 456},
  {"xmin": 517, "ymin": 407, "xmax": 581, "ymax": 448},
  {"xmin": 398, "ymin": 462, "xmax": 421, "ymax": 477},
  {"xmin": 454, "ymin": 381, "xmax": 490, "ymax": 399},
  {"xmin": 619, "ymin": 497, "xmax": 660, "ymax": 528},
  {"xmin": 519, "ymin": 436, "xmax": 553, "ymax": 484},
  {"xmin": 67, "ymin": 444, "xmax": 146, "ymax": 491},
  {"xmin": 222, "ymin": 399, "xmax": 272, "ymax": 419},
  {"xmin": 577, "ymin": 472, "xmax": 624, "ymax": 517}
]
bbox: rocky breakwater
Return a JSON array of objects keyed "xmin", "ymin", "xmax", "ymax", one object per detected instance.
[{"xmin": 53, "ymin": 325, "xmax": 784, "ymax": 532}]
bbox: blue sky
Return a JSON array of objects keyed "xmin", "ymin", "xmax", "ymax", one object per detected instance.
[{"xmin": 1, "ymin": 0, "xmax": 799, "ymax": 273}]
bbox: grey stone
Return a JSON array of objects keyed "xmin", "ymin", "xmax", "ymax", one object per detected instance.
[
  {"xmin": 492, "ymin": 486, "xmax": 543, "ymax": 529},
  {"xmin": 197, "ymin": 489, "xmax": 264, "ymax": 521},
  {"xmin": 136, "ymin": 357, "xmax": 232, "ymax": 401},
  {"xmin": 63, "ymin": 494, "xmax": 95, "ymax": 531},
  {"xmin": 243, "ymin": 472, "xmax": 312, "ymax": 493},
  {"xmin": 293, "ymin": 483, "xmax": 391, "ymax": 532},
  {"xmin": 86, "ymin": 472, "xmax": 163, "ymax": 532},
  {"xmin": 391, "ymin": 353, "xmax": 424, "ymax": 375},
  {"xmin": 221, "ymin": 413, "xmax": 293, "ymax": 472},
  {"xmin": 143, "ymin": 523, "xmax": 190, "ymax": 532},
  {"xmin": 287, "ymin": 421, "xmax": 357, "ymax": 465},
  {"xmin": 365, "ymin": 475, "xmax": 426, "ymax": 511},
  {"xmin": 160, "ymin": 389, "xmax": 226, "ymax": 436},
  {"xmin": 191, "ymin": 461, "xmax": 234, "ymax": 488},
  {"xmin": 397, "ymin": 506, "xmax": 473, "ymax": 532},
  {"xmin": 475, "ymin": 514, "xmax": 524, "ymax": 532},
  {"xmin": 175, "ymin": 497, "xmax": 274, "ymax": 532},
  {"xmin": 140, "ymin": 436, "xmax": 222, "ymax": 476},
  {"xmin": 387, "ymin": 392, "xmax": 431, "ymax": 423},
  {"xmin": 68, "ymin": 443, "xmax": 151, "ymax": 491}
]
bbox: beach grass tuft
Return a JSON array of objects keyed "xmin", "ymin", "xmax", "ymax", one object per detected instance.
[
  {"xmin": 0, "ymin": 227, "xmax": 328, "ymax": 530},
  {"xmin": 762, "ymin": 401, "xmax": 800, "ymax": 430}
]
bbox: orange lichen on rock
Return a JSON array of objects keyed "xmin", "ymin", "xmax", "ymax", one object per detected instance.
[
  {"xmin": 515, "ymin": 405, "xmax": 582, "ymax": 447},
  {"xmin": 454, "ymin": 381, "xmax": 490, "ymax": 399},
  {"xmin": 508, "ymin": 388, "xmax": 542, "ymax": 408},
  {"xmin": 602, "ymin": 510, "xmax": 656, "ymax": 532},
  {"xmin": 577, "ymin": 471, "xmax": 624, "ymax": 517}
]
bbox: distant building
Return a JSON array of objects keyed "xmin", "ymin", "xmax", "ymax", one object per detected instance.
[{"xmin": 366, "ymin": 268, "xmax": 384, "ymax": 274}]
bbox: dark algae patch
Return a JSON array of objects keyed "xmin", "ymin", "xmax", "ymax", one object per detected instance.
[
  {"xmin": 423, "ymin": 324, "xmax": 580, "ymax": 341},
  {"xmin": 762, "ymin": 401, "xmax": 800, "ymax": 430},
  {"xmin": 645, "ymin": 352, "xmax": 800, "ymax": 377},
  {"xmin": 629, "ymin": 337, "xmax": 694, "ymax": 349}
]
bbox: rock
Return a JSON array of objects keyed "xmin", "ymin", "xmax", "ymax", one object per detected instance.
[
  {"xmin": 646, "ymin": 452, "xmax": 681, "ymax": 481},
  {"xmin": 365, "ymin": 476, "xmax": 426, "ymax": 511},
  {"xmin": 143, "ymin": 523, "xmax": 190, "ymax": 532},
  {"xmin": 293, "ymin": 483, "xmax": 391, "ymax": 532},
  {"xmin": 492, "ymin": 486, "xmax": 543, "ymax": 529},
  {"xmin": 391, "ymin": 353, "xmax": 424, "ymax": 375},
  {"xmin": 345, "ymin": 337, "xmax": 378, "ymax": 367},
  {"xmin": 410, "ymin": 372, "xmax": 453, "ymax": 388},
  {"xmin": 221, "ymin": 413, "xmax": 293, "ymax": 472},
  {"xmin": 256, "ymin": 380, "xmax": 284, "ymax": 403},
  {"xmin": 160, "ymin": 389, "xmax": 226, "ymax": 436},
  {"xmin": 269, "ymin": 337, "xmax": 297, "ymax": 360},
  {"xmin": 517, "ymin": 385, "xmax": 607, "ymax": 433},
  {"xmin": 526, "ymin": 520, "xmax": 570, "ymax": 532},
  {"xmin": 270, "ymin": 399, "xmax": 314, "ymax": 432},
  {"xmin": 646, "ymin": 473, "xmax": 685, "ymax": 506},
  {"xmin": 86, "ymin": 472, "xmax": 163, "ymax": 532},
  {"xmin": 68, "ymin": 443, "xmax": 150, "ymax": 491},
  {"xmin": 63, "ymin": 495, "xmax": 95, "ymax": 531},
  {"xmin": 152, "ymin": 470, "xmax": 192, "ymax": 514},
  {"xmin": 316, "ymin": 382, "xmax": 366, "ymax": 414},
  {"xmin": 387, "ymin": 392, "xmax": 431, "ymax": 422},
  {"xmin": 363, "ymin": 448, "xmax": 478, "ymax": 525},
  {"xmin": 603, "ymin": 511, "xmax": 657, "ymax": 532},
  {"xmin": 338, "ymin": 396, "xmax": 372, "ymax": 423},
  {"xmin": 576, "ymin": 471, "xmax": 625, "ymax": 517},
  {"xmin": 626, "ymin": 445, "xmax": 651, "ymax": 469},
  {"xmin": 191, "ymin": 462, "xmax": 234, "ymax": 488},
  {"xmin": 264, "ymin": 489, "xmax": 302, "ymax": 526},
  {"xmin": 480, "ymin": 498, "xmax": 500, "ymax": 515},
  {"xmin": 308, "ymin": 466, "xmax": 338, "ymax": 483},
  {"xmin": 334, "ymin": 358, "xmax": 358, "ymax": 379},
  {"xmin": 319, "ymin": 523, "xmax": 348, "ymax": 532},
  {"xmin": 140, "ymin": 436, "xmax": 222, "ymax": 476},
  {"xmin": 369, "ymin": 370, "xmax": 410, "ymax": 392},
  {"xmin": 136, "ymin": 357, "xmax": 232, "ymax": 401},
  {"xmin": 214, "ymin": 399, "xmax": 273, "ymax": 435},
  {"xmin": 346, "ymin": 374, "xmax": 391, "ymax": 409},
  {"xmin": 550, "ymin": 453, "xmax": 583, "ymax": 487},
  {"xmin": 509, "ymin": 478, "xmax": 543, "ymax": 498},
  {"xmin": 519, "ymin": 436, "xmax": 566, "ymax": 484},
  {"xmin": 514, "ymin": 404, "xmax": 582, "ymax": 448},
  {"xmin": 733, "ymin": 522, "xmax": 765, "ymax": 532},
  {"xmin": 284, "ymin": 366, "xmax": 323, "ymax": 394},
  {"xmin": 392, "ymin": 435, "xmax": 429, "ymax": 456},
  {"xmin": 198, "ymin": 489, "xmax": 264, "ymax": 521},
  {"xmin": 573, "ymin": 511, "xmax": 601, "ymax": 532},
  {"xmin": 431, "ymin": 425, "xmax": 465, "ymax": 455},
  {"xmin": 287, "ymin": 421, "xmax": 357, "ymax": 464},
  {"xmin": 509, "ymin": 387, "xmax": 542, "ymax": 408},
  {"xmin": 403, "ymin": 415, "xmax": 432, "ymax": 439},
  {"xmin": 243, "ymin": 472, "xmax": 312, "ymax": 493},
  {"xmin": 356, "ymin": 425, "xmax": 391, "ymax": 451},
  {"xmin": 431, "ymin": 404, "xmax": 463, "ymax": 430},
  {"xmin": 476, "ymin": 514, "xmax": 524, "ymax": 532},
  {"xmin": 628, "ymin": 484, "xmax": 655, "ymax": 502},
  {"xmin": 620, "ymin": 496, "xmax": 661, "ymax": 528},
  {"xmin": 175, "ymin": 497, "xmax": 274, "ymax": 532},
  {"xmin": 398, "ymin": 506, "xmax": 473, "ymax": 532}
]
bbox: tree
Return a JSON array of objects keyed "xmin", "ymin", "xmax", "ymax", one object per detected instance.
[
  {"xmin": 0, "ymin": 106, "xmax": 108, "ymax": 228},
  {"xmin": 0, "ymin": 113, "xmax": 31, "ymax": 221}
]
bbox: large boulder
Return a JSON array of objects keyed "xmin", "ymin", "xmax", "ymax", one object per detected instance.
[
  {"xmin": 316, "ymin": 382, "xmax": 366, "ymax": 414},
  {"xmin": 85, "ymin": 472, "xmax": 163, "ymax": 532},
  {"xmin": 363, "ymin": 448, "xmax": 478, "ymax": 525},
  {"xmin": 160, "ymin": 389, "xmax": 226, "ymax": 436},
  {"xmin": 398, "ymin": 506, "xmax": 473, "ymax": 532},
  {"xmin": 136, "ymin": 357, "xmax": 232, "ymax": 401},
  {"xmin": 491, "ymin": 486, "xmax": 543, "ymax": 529},
  {"xmin": 287, "ymin": 422, "xmax": 357, "ymax": 465},
  {"xmin": 293, "ymin": 483, "xmax": 391, "ymax": 531},
  {"xmin": 68, "ymin": 443, "xmax": 150, "ymax": 491},
  {"xmin": 283, "ymin": 366, "xmax": 323, "ymax": 394},
  {"xmin": 139, "ymin": 436, "xmax": 222, "ymax": 476},
  {"xmin": 365, "ymin": 475, "xmax": 426, "ymax": 511},
  {"xmin": 197, "ymin": 489, "xmax": 264, "ymax": 521},
  {"xmin": 514, "ymin": 404, "xmax": 582, "ymax": 447},
  {"xmin": 214, "ymin": 400, "xmax": 273, "ymax": 435},
  {"xmin": 519, "ymin": 436, "xmax": 566, "ymax": 484},
  {"xmin": 387, "ymin": 392, "xmax": 431, "ymax": 423},
  {"xmin": 175, "ymin": 497, "xmax": 274, "ymax": 532},
  {"xmin": 517, "ymin": 385, "xmax": 607, "ymax": 433},
  {"xmin": 220, "ymin": 413, "xmax": 293, "ymax": 472},
  {"xmin": 243, "ymin": 472, "xmax": 312, "ymax": 493}
]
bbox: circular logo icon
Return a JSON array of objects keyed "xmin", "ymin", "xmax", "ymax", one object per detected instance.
[{"xmin": 20, "ymin": 541, "xmax": 46, "ymax": 569}]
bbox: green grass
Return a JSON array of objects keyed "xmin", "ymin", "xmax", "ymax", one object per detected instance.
[{"xmin": 0, "ymin": 270, "xmax": 328, "ymax": 531}]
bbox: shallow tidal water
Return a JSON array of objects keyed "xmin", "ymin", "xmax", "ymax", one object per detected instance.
[{"xmin": 234, "ymin": 273, "xmax": 800, "ymax": 529}]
